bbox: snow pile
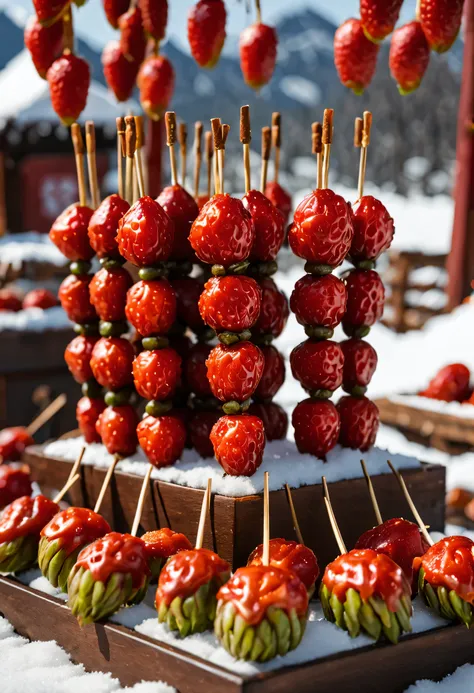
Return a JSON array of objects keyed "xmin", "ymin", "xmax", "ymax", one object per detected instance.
[
  {"xmin": 404, "ymin": 664, "xmax": 474, "ymax": 693},
  {"xmin": 0, "ymin": 306, "xmax": 70, "ymax": 332},
  {"xmin": 388, "ymin": 395, "xmax": 474, "ymax": 420},
  {"xmin": 0, "ymin": 232, "xmax": 65, "ymax": 267}
]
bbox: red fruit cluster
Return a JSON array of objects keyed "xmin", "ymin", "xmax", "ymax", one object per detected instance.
[
  {"xmin": 240, "ymin": 22, "xmax": 278, "ymax": 90},
  {"xmin": 171, "ymin": 278, "xmax": 205, "ymax": 334},
  {"xmin": 419, "ymin": 363, "xmax": 471, "ymax": 403},
  {"xmin": 102, "ymin": 40, "xmax": 140, "ymax": 103},
  {"xmin": 140, "ymin": 0, "xmax": 168, "ymax": 41},
  {"xmin": 138, "ymin": 56, "xmax": 175, "ymax": 121},
  {"xmin": 0, "ymin": 289, "xmax": 22, "ymax": 312},
  {"xmin": 334, "ymin": 18, "xmax": 380, "ymax": 95},
  {"xmin": 360, "ymin": 0, "xmax": 403, "ymax": 43},
  {"xmin": 253, "ymin": 278, "xmax": 289, "ymax": 340},
  {"xmin": 137, "ymin": 414, "xmax": 187, "ymax": 468},
  {"xmin": 188, "ymin": 410, "xmax": 221, "ymax": 458},
  {"xmin": 389, "ymin": 21, "xmax": 430, "ymax": 95},
  {"xmin": 47, "ymin": 53, "xmax": 91, "ymax": 126},
  {"xmin": 133, "ymin": 348, "xmax": 182, "ymax": 401},
  {"xmin": 88, "ymin": 194, "xmax": 130, "ymax": 259},
  {"xmin": 50, "ymin": 204, "xmax": 94, "ymax": 262},
  {"xmin": 210, "ymin": 415, "xmax": 265, "ymax": 476},
  {"xmin": 292, "ymin": 399, "xmax": 340, "ymax": 460},
  {"xmin": 118, "ymin": 196, "xmax": 174, "ymax": 266},
  {"xmin": 351, "ymin": 196, "xmax": 395, "ymax": 262},
  {"xmin": 343, "ymin": 269, "xmax": 385, "ymax": 335},
  {"xmin": 290, "ymin": 274, "xmax": 346, "ymax": 330},
  {"xmin": 89, "ymin": 267, "xmax": 133, "ymax": 322},
  {"xmin": 0, "ymin": 427, "xmax": 34, "ymax": 463},
  {"xmin": 337, "ymin": 396, "xmax": 379, "ymax": 451},
  {"xmin": 59, "ymin": 274, "xmax": 96, "ymax": 325},
  {"xmin": 90, "ymin": 337, "xmax": 135, "ymax": 391},
  {"xmin": 188, "ymin": 0, "xmax": 227, "ymax": 69},
  {"xmin": 96, "ymin": 405, "xmax": 138, "ymax": 458},
  {"xmin": 248, "ymin": 401, "xmax": 288, "ymax": 442},
  {"xmin": 119, "ymin": 6, "xmax": 147, "ymax": 63},
  {"xmin": 340, "ymin": 338, "xmax": 378, "ymax": 395},
  {"xmin": 125, "ymin": 279, "xmax": 176, "ymax": 337},
  {"xmin": 254, "ymin": 345, "xmax": 285, "ymax": 402},
  {"xmin": 33, "ymin": 0, "xmax": 68, "ymax": 26},
  {"xmin": 0, "ymin": 464, "xmax": 32, "ymax": 508},
  {"xmin": 24, "ymin": 15, "xmax": 63, "ymax": 79},
  {"xmin": 419, "ymin": 0, "xmax": 464, "ymax": 53},
  {"xmin": 76, "ymin": 396, "xmax": 106, "ymax": 444},
  {"xmin": 103, "ymin": 0, "xmax": 130, "ymax": 29},
  {"xmin": 264, "ymin": 181, "xmax": 292, "ymax": 225},
  {"xmin": 242, "ymin": 189, "xmax": 285, "ymax": 262},
  {"xmin": 290, "ymin": 340, "xmax": 344, "ymax": 394},
  {"xmin": 64, "ymin": 335, "xmax": 99, "ymax": 384},
  {"xmin": 198, "ymin": 276, "xmax": 262, "ymax": 333},
  {"xmin": 157, "ymin": 185, "xmax": 199, "ymax": 262},
  {"xmin": 22, "ymin": 288, "xmax": 58, "ymax": 310},
  {"xmin": 206, "ymin": 342, "xmax": 264, "ymax": 403}
]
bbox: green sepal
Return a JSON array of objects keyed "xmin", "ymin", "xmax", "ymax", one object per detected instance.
[
  {"xmin": 0, "ymin": 534, "xmax": 39, "ymax": 573},
  {"xmin": 418, "ymin": 567, "xmax": 474, "ymax": 628}
]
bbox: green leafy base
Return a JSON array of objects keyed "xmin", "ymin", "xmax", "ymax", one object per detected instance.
[
  {"xmin": 0, "ymin": 535, "xmax": 39, "ymax": 573},
  {"xmin": 418, "ymin": 567, "xmax": 473, "ymax": 627},
  {"xmin": 38, "ymin": 537, "xmax": 85, "ymax": 593}
]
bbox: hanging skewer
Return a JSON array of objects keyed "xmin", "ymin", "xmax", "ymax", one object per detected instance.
[
  {"xmin": 193, "ymin": 121, "xmax": 203, "ymax": 200},
  {"xmin": 240, "ymin": 105, "xmax": 252, "ymax": 194},
  {"xmin": 260, "ymin": 126, "xmax": 271, "ymax": 193}
]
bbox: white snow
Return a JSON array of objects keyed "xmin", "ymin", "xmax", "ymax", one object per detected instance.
[
  {"xmin": 279, "ymin": 76, "xmax": 321, "ymax": 106},
  {"xmin": 388, "ymin": 395, "xmax": 474, "ymax": 420},
  {"xmin": 0, "ymin": 306, "xmax": 70, "ymax": 332},
  {"xmin": 0, "ymin": 231, "xmax": 65, "ymax": 267},
  {"xmin": 404, "ymin": 664, "xmax": 474, "ymax": 693}
]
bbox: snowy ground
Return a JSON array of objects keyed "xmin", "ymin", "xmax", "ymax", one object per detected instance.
[{"xmin": 0, "ymin": 231, "xmax": 66, "ymax": 268}]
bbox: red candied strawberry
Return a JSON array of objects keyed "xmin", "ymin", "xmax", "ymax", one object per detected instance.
[
  {"xmin": 103, "ymin": 0, "xmax": 130, "ymax": 29},
  {"xmin": 334, "ymin": 18, "xmax": 379, "ymax": 94},
  {"xmin": 119, "ymin": 6, "xmax": 146, "ymax": 63},
  {"xmin": 198, "ymin": 276, "xmax": 262, "ymax": 333},
  {"xmin": 253, "ymin": 345, "xmax": 285, "ymax": 401},
  {"xmin": 248, "ymin": 402, "xmax": 288, "ymax": 441},
  {"xmin": 47, "ymin": 53, "xmax": 91, "ymax": 126},
  {"xmin": 140, "ymin": 0, "xmax": 168, "ymax": 40},
  {"xmin": 264, "ymin": 181, "xmax": 292, "ymax": 225},
  {"xmin": 96, "ymin": 405, "xmax": 138, "ymax": 457},
  {"xmin": 125, "ymin": 280, "xmax": 176, "ymax": 337},
  {"xmin": 0, "ymin": 464, "xmax": 32, "ymax": 508},
  {"xmin": 389, "ymin": 22, "xmax": 430, "ymax": 95},
  {"xmin": 210, "ymin": 414, "xmax": 265, "ymax": 476},
  {"xmin": 242, "ymin": 189, "xmax": 285, "ymax": 262},
  {"xmin": 138, "ymin": 55, "xmax": 175, "ymax": 121},
  {"xmin": 289, "ymin": 189, "xmax": 354, "ymax": 267},
  {"xmin": 290, "ymin": 274, "xmax": 347, "ymax": 329},
  {"xmin": 50, "ymin": 204, "xmax": 94, "ymax": 261},
  {"xmin": 419, "ymin": 0, "xmax": 464, "ymax": 53},
  {"xmin": 88, "ymin": 194, "xmax": 130, "ymax": 259},
  {"xmin": 419, "ymin": 364, "xmax": 471, "ymax": 403},
  {"xmin": 290, "ymin": 340, "xmax": 344, "ymax": 394},
  {"xmin": 59, "ymin": 274, "xmax": 97, "ymax": 324},
  {"xmin": 189, "ymin": 194, "xmax": 255, "ymax": 267},
  {"xmin": 22, "ymin": 289, "xmax": 58, "ymax": 310},
  {"xmin": 24, "ymin": 15, "xmax": 63, "ymax": 79},
  {"xmin": 0, "ymin": 428, "xmax": 34, "ymax": 463},
  {"xmin": 102, "ymin": 40, "xmax": 140, "ymax": 103},
  {"xmin": 0, "ymin": 289, "xmax": 22, "ymax": 312},
  {"xmin": 133, "ymin": 347, "xmax": 182, "ymax": 401},
  {"xmin": 343, "ymin": 269, "xmax": 385, "ymax": 335},
  {"xmin": 351, "ymin": 196, "xmax": 395, "ymax": 262},
  {"xmin": 117, "ymin": 196, "xmax": 174, "ymax": 266},
  {"xmin": 240, "ymin": 22, "xmax": 278, "ymax": 90},
  {"xmin": 33, "ymin": 0, "xmax": 69, "ymax": 26},
  {"xmin": 170, "ymin": 277, "xmax": 205, "ymax": 333},
  {"xmin": 90, "ymin": 337, "xmax": 135, "ymax": 391},
  {"xmin": 341, "ymin": 338, "xmax": 378, "ymax": 395},
  {"xmin": 64, "ymin": 335, "xmax": 99, "ymax": 383},
  {"xmin": 188, "ymin": 0, "xmax": 226, "ymax": 68},
  {"xmin": 156, "ymin": 185, "xmax": 199, "ymax": 261},
  {"xmin": 189, "ymin": 410, "xmax": 221, "ymax": 458},
  {"xmin": 206, "ymin": 342, "xmax": 264, "ymax": 403},
  {"xmin": 137, "ymin": 414, "xmax": 186, "ymax": 468},
  {"xmin": 292, "ymin": 399, "xmax": 340, "ymax": 459},
  {"xmin": 253, "ymin": 278, "xmax": 289, "ymax": 340},
  {"xmin": 89, "ymin": 267, "xmax": 133, "ymax": 322},
  {"xmin": 76, "ymin": 396, "xmax": 106, "ymax": 444},
  {"xmin": 184, "ymin": 343, "xmax": 213, "ymax": 397},
  {"xmin": 360, "ymin": 0, "xmax": 404, "ymax": 42},
  {"xmin": 337, "ymin": 395, "xmax": 379, "ymax": 451}
]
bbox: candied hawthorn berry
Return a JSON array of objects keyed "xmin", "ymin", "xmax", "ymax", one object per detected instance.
[
  {"xmin": 248, "ymin": 402, "xmax": 288, "ymax": 441},
  {"xmin": 23, "ymin": 289, "xmax": 58, "ymax": 310},
  {"xmin": 89, "ymin": 267, "xmax": 133, "ymax": 322},
  {"xmin": 0, "ymin": 289, "xmax": 22, "ymax": 312},
  {"xmin": 240, "ymin": 22, "xmax": 278, "ymax": 90},
  {"xmin": 0, "ymin": 427, "xmax": 34, "ymax": 462},
  {"xmin": 210, "ymin": 414, "xmax": 266, "ymax": 476},
  {"xmin": 253, "ymin": 278, "xmax": 289, "ymax": 339},
  {"xmin": 170, "ymin": 277, "xmax": 205, "ymax": 333},
  {"xmin": 290, "ymin": 340, "xmax": 344, "ymax": 393},
  {"xmin": 157, "ymin": 184, "xmax": 199, "ymax": 261},
  {"xmin": 49, "ymin": 204, "xmax": 94, "ymax": 262},
  {"xmin": 119, "ymin": 5, "xmax": 147, "ymax": 63},
  {"xmin": 0, "ymin": 464, "xmax": 32, "ymax": 508},
  {"xmin": 290, "ymin": 274, "xmax": 346, "ymax": 329},
  {"xmin": 351, "ymin": 196, "xmax": 394, "ymax": 262},
  {"xmin": 188, "ymin": 0, "xmax": 227, "ymax": 68},
  {"xmin": 90, "ymin": 337, "xmax": 135, "ymax": 391},
  {"xmin": 343, "ymin": 269, "xmax": 385, "ymax": 331},
  {"xmin": 64, "ymin": 335, "xmax": 99, "ymax": 383},
  {"xmin": 264, "ymin": 181, "xmax": 292, "ymax": 225},
  {"xmin": 253, "ymin": 345, "xmax": 285, "ymax": 401},
  {"xmin": 184, "ymin": 343, "xmax": 213, "ymax": 397},
  {"xmin": 76, "ymin": 396, "xmax": 106, "ymax": 444},
  {"xmin": 125, "ymin": 279, "xmax": 176, "ymax": 337},
  {"xmin": 198, "ymin": 275, "xmax": 262, "ymax": 333},
  {"xmin": 189, "ymin": 194, "xmax": 255, "ymax": 267},
  {"xmin": 96, "ymin": 404, "xmax": 138, "ymax": 457},
  {"xmin": 289, "ymin": 189, "xmax": 353, "ymax": 267},
  {"xmin": 133, "ymin": 348, "xmax": 182, "ymax": 401},
  {"xmin": 242, "ymin": 189, "xmax": 285, "ymax": 262},
  {"xmin": 88, "ymin": 194, "xmax": 130, "ymax": 258},
  {"xmin": 419, "ymin": 363, "xmax": 471, "ymax": 403},
  {"xmin": 117, "ymin": 195, "xmax": 174, "ymax": 267},
  {"xmin": 59, "ymin": 274, "xmax": 97, "ymax": 324},
  {"xmin": 137, "ymin": 414, "xmax": 186, "ymax": 468},
  {"xmin": 337, "ymin": 395, "xmax": 379, "ymax": 451},
  {"xmin": 206, "ymin": 342, "xmax": 264, "ymax": 402},
  {"xmin": 292, "ymin": 398, "xmax": 340, "ymax": 459},
  {"xmin": 188, "ymin": 410, "xmax": 221, "ymax": 458},
  {"xmin": 341, "ymin": 338, "xmax": 378, "ymax": 393}
]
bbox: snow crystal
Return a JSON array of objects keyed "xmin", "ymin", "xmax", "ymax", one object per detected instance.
[{"xmin": 0, "ymin": 306, "xmax": 70, "ymax": 332}]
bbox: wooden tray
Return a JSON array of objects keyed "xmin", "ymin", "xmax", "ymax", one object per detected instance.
[{"xmin": 1, "ymin": 575, "xmax": 474, "ymax": 692}]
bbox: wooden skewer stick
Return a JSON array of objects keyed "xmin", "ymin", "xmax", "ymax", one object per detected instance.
[
  {"xmin": 255, "ymin": 0, "xmax": 262, "ymax": 24},
  {"xmin": 94, "ymin": 454, "xmax": 121, "ymax": 514},
  {"xmin": 165, "ymin": 111, "xmax": 178, "ymax": 187},
  {"xmin": 387, "ymin": 461, "xmax": 434, "ymax": 546},
  {"xmin": 124, "ymin": 116, "xmax": 136, "ymax": 205},
  {"xmin": 312, "ymin": 122, "xmax": 323, "ymax": 190},
  {"xmin": 193, "ymin": 121, "xmax": 203, "ymax": 200},
  {"xmin": 211, "ymin": 118, "xmax": 223, "ymax": 195},
  {"xmin": 260, "ymin": 127, "xmax": 271, "ymax": 193},
  {"xmin": 205, "ymin": 131, "xmax": 213, "ymax": 199},
  {"xmin": 70, "ymin": 124, "xmax": 87, "ymax": 207},
  {"xmin": 271, "ymin": 112, "xmax": 281, "ymax": 184},
  {"xmin": 195, "ymin": 478, "xmax": 212, "ymax": 549},
  {"xmin": 27, "ymin": 393, "xmax": 67, "ymax": 436},
  {"xmin": 116, "ymin": 117, "xmax": 125, "ymax": 199},
  {"xmin": 240, "ymin": 105, "xmax": 252, "ymax": 194},
  {"xmin": 53, "ymin": 474, "xmax": 81, "ymax": 504},
  {"xmin": 62, "ymin": 8, "xmax": 74, "ymax": 55},
  {"xmin": 357, "ymin": 111, "xmax": 372, "ymax": 199},
  {"xmin": 322, "ymin": 108, "xmax": 334, "ymax": 190},
  {"xmin": 220, "ymin": 124, "xmax": 230, "ymax": 194},
  {"xmin": 322, "ymin": 476, "xmax": 347, "ymax": 554},
  {"xmin": 178, "ymin": 122, "xmax": 188, "ymax": 188},
  {"xmin": 360, "ymin": 459, "xmax": 383, "ymax": 526},
  {"xmin": 85, "ymin": 121, "xmax": 100, "ymax": 209},
  {"xmin": 131, "ymin": 464, "xmax": 154, "ymax": 537},
  {"xmin": 262, "ymin": 471, "xmax": 270, "ymax": 566},
  {"xmin": 284, "ymin": 483, "xmax": 304, "ymax": 545},
  {"xmin": 134, "ymin": 115, "xmax": 146, "ymax": 198}
]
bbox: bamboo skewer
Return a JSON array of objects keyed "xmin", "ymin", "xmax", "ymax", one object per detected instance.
[
  {"xmin": 240, "ymin": 105, "xmax": 252, "ymax": 194},
  {"xmin": 85, "ymin": 121, "xmax": 100, "ymax": 209},
  {"xmin": 211, "ymin": 118, "xmax": 223, "ymax": 195},
  {"xmin": 312, "ymin": 122, "xmax": 323, "ymax": 190},
  {"xmin": 360, "ymin": 459, "xmax": 383, "ymax": 526},
  {"xmin": 179, "ymin": 122, "xmax": 188, "ymax": 188},
  {"xmin": 322, "ymin": 476, "xmax": 347, "ymax": 554},
  {"xmin": 262, "ymin": 471, "xmax": 270, "ymax": 566},
  {"xmin": 131, "ymin": 464, "xmax": 154, "ymax": 537},
  {"xmin": 205, "ymin": 131, "xmax": 213, "ymax": 199},
  {"xmin": 322, "ymin": 109, "xmax": 334, "ymax": 190},
  {"xmin": 220, "ymin": 124, "xmax": 230, "ymax": 194},
  {"xmin": 255, "ymin": 0, "xmax": 262, "ymax": 24},
  {"xmin": 124, "ymin": 116, "xmax": 136, "ymax": 205},
  {"xmin": 195, "ymin": 479, "xmax": 212, "ymax": 549},
  {"xmin": 134, "ymin": 115, "xmax": 146, "ymax": 198},
  {"xmin": 284, "ymin": 483, "xmax": 304, "ymax": 545},
  {"xmin": 387, "ymin": 461, "xmax": 434, "ymax": 546},
  {"xmin": 93, "ymin": 454, "xmax": 120, "ymax": 514},
  {"xmin": 26, "ymin": 393, "xmax": 67, "ymax": 436},
  {"xmin": 53, "ymin": 474, "xmax": 81, "ymax": 503},
  {"xmin": 66, "ymin": 445, "xmax": 85, "ymax": 483},
  {"xmin": 193, "ymin": 122, "xmax": 203, "ymax": 200},
  {"xmin": 165, "ymin": 112, "xmax": 178, "ymax": 187},
  {"xmin": 260, "ymin": 126, "xmax": 271, "ymax": 193},
  {"xmin": 116, "ymin": 117, "xmax": 125, "ymax": 199},
  {"xmin": 357, "ymin": 111, "xmax": 372, "ymax": 199},
  {"xmin": 71, "ymin": 123, "xmax": 87, "ymax": 207},
  {"xmin": 271, "ymin": 112, "xmax": 281, "ymax": 184}
]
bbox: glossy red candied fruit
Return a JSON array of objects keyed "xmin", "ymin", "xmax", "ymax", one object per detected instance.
[
  {"xmin": 156, "ymin": 548, "xmax": 230, "ymax": 607},
  {"xmin": 292, "ymin": 398, "xmax": 340, "ymax": 459},
  {"xmin": 240, "ymin": 22, "xmax": 278, "ymax": 90},
  {"xmin": 341, "ymin": 338, "xmax": 378, "ymax": 393},
  {"xmin": 419, "ymin": 363, "xmax": 471, "ymax": 403},
  {"xmin": 88, "ymin": 194, "xmax": 130, "ymax": 258},
  {"xmin": 412, "ymin": 536, "xmax": 474, "ymax": 604},
  {"xmin": 22, "ymin": 288, "xmax": 58, "ymax": 310},
  {"xmin": 58, "ymin": 274, "xmax": 97, "ymax": 324},
  {"xmin": 188, "ymin": 409, "xmax": 221, "ymax": 458},
  {"xmin": 140, "ymin": 0, "xmax": 168, "ymax": 40},
  {"xmin": 64, "ymin": 335, "xmax": 99, "ymax": 383},
  {"xmin": 389, "ymin": 21, "xmax": 430, "ymax": 95},
  {"xmin": 253, "ymin": 345, "xmax": 285, "ymax": 401},
  {"xmin": 0, "ymin": 289, "xmax": 22, "ymax": 312},
  {"xmin": 90, "ymin": 337, "xmax": 135, "ymax": 391},
  {"xmin": 138, "ymin": 54, "xmax": 175, "ymax": 121},
  {"xmin": 76, "ymin": 396, "xmax": 106, "ymax": 444},
  {"xmin": 242, "ymin": 189, "xmax": 285, "ymax": 262},
  {"xmin": 49, "ymin": 204, "xmax": 94, "ymax": 261},
  {"xmin": 170, "ymin": 277, "xmax": 205, "ymax": 334},
  {"xmin": 96, "ymin": 405, "xmax": 138, "ymax": 457},
  {"xmin": 117, "ymin": 196, "xmax": 174, "ymax": 267},
  {"xmin": 157, "ymin": 185, "xmax": 199, "ymax": 261},
  {"xmin": 360, "ymin": 0, "xmax": 403, "ymax": 42},
  {"xmin": 290, "ymin": 274, "xmax": 346, "ymax": 329},
  {"xmin": 264, "ymin": 181, "xmax": 292, "ymax": 225},
  {"xmin": 334, "ymin": 18, "xmax": 380, "ymax": 94},
  {"xmin": 184, "ymin": 343, "xmax": 213, "ymax": 397},
  {"xmin": 337, "ymin": 395, "xmax": 379, "ymax": 451},
  {"xmin": 351, "ymin": 196, "xmax": 394, "ymax": 262},
  {"xmin": 0, "ymin": 428, "xmax": 34, "ymax": 463},
  {"xmin": 189, "ymin": 194, "xmax": 255, "ymax": 267},
  {"xmin": 0, "ymin": 495, "xmax": 59, "ymax": 545},
  {"xmin": 343, "ymin": 269, "xmax": 385, "ymax": 331},
  {"xmin": 210, "ymin": 414, "xmax": 266, "ymax": 476},
  {"xmin": 248, "ymin": 402, "xmax": 288, "ymax": 441},
  {"xmin": 0, "ymin": 464, "xmax": 32, "ymax": 508},
  {"xmin": 133, "ymin": 347, "xmax": 182, "ymax": 401},
  {"xmin": 188, "ymin": 0, "xmax": 227, "ymax": 68},
  {"xmin": 41, "ymin": 506, "xmax": 110, "ymax": 549},
  {"xmin": 119, "ymin": 5, "xmax": 146, "ymax": 63},
  {"xmin": 47, "ymin": 53, "xmax": 90, "ymax": 127},
  {"xmin": 290, "ymin": 340, "xmax": 344, "ymax": 393},
  {"xmin": 103, "ymin": 0, "xmax": 130, "ymax": 28},
  {"xmin": 142, "ymin": 527, "xmax": 192, "ymax": 561},
  {"xmin": 419, "ymin": 0, "xmax": 464, "ymax": 54},
  {"xmin": 248, "ymin": 538, "xmax": 319, "ymax": 592},
  {"xmin": 89, "ymin": 267, "xmax": 133, "ymax": 322},
  {"xmin": 289, "ymin": 189, "xmax": 354, "ymax": 267},
  {"xmin": 76, "ymin": 532, "xmax": 149, "ymax": 586},
  {"xmin": 102, "ymin": 39, "xmax": 140, "ymax": 103},
  {"xmin": 137, "ymin": 414, "xmax": 187, "ymax": 468},
  {"xmin": 198, "ymin": 276, "xmax": 262, "ymax": 333},
  {"xmin": 24, "ymin": 14, "xmax": 63, "ymax": 78},
  {"xmin": 125, "ymin": 279, "xmax": 176, "ymax": 337},
  {"xmin": 253, "ymin": 278, "xmax": 289, "ymax": 339},
  {"xmin": 206, "ymin": 342, "xmax": 265, "ymax": 402}
]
